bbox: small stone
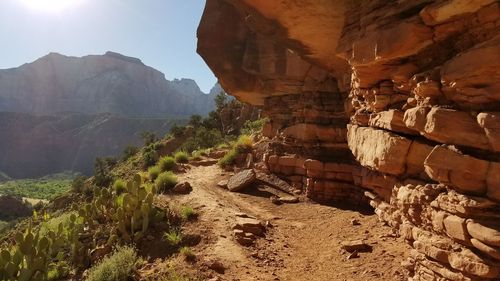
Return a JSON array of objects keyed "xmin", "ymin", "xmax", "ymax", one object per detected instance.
[
  {"xmin": 217, "ymin": 180, "xmax": 228, "ymax": 188},
  {"xmin": 347, "ymin": 250, "xmax": 359, "ymax": 259},
  {"xmin": 351, "ymin": 219, "xmax": 361, "ymax": 226},
  {"xmin": 341, "ymin": 240, "xmax": 372, "ymax": 252},
  {"xmin": 172, "ymin": 181, "xmax": 192, "ymax": 194},
  {"xmin": 233, "ymin": 217, "xmax": 265, "ymax": 236},
  {"xmin": 206, "ymin": 259, "xmax": 226, "ymax": 274},
  {"xmin": 270, "ymin": 196, "xmax": 282, "ymax": 205},
  {"xmin": 278, "ymin": 196, "xmax": 299, "ymax": 204}
]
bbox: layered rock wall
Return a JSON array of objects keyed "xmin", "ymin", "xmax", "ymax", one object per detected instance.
[{"xmin": 197, "ymin": 0, "xmax": 500, "ymax": 279}]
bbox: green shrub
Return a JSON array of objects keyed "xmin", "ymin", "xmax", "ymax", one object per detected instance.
[
  {"xmin": 122, "ymin": 145, "xmax": 139, "ymax": 161},
  {"xmin": 148, "ymin": 165, "xmax": 161, "ymax": 181},
  {"xmin": 189, "ymin": 150, "xmax": 203, "ymax": 161},
  {"xmin": 180, "ymin": 246, "xmax": 196, "ymax": 261},
  {"xmin": 94, "ymin": 157, "xmax": 117, "ymax": 187},
  {"xmin": 174, "ymin": 151, "xmax": 189, "ymax": 163},
  {"xmin": 217, "ymin": 148, "xmax": 238, "ymax": 168},
  {"xmin": 180, "ymin": 127, "xmax": 224, "ymax": 152},
  {"xmin": 113, "ymin": 179, "xmax": 127, "ymax": 195},
  {"xmin": 241, "ymin": 118, "xmax": 269, "ymax": 135},
  {"xmin": 159, "ymin": 156, "xmax": 176, "ymax": 171},
  {"xmin": 86, "ymin": 246, "xmax": 138, "ymax": 281},
  {"xmin": 142, "ymin": 143, "xmax": 159, "ymax": 168},
  {"xmin": 71, "ymin": 175, "xmax": 86, "ymax": 193},
  {"xmin": 234, "ymin": 135, "xmax": 253, "ymax": 152},
  {"xmin": 155, "ymin": 172, "xmax": 178, "ymax": 193},
  {"xmin": 163, "ymin": 229, "xmax": 183, "ymax": 247},
  {"xmin": 180, "ymin": 206, "xmax": 197, "ymax": 221}
]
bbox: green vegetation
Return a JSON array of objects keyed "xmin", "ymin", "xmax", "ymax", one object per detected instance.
[
  {"xmin": 147, "ymin": 165, "xmax": 161, "ymax": 181},
  {"xmin": 180, "ymin": 127, "xmax": 224, "ymax": 153},
  {"xmin": 163, "ymin": 229, "xmax": 183, "ymax": 247},
  {"xmin": 179, "ymin": 246, "xmax": 195, "ymax": 261},
  {"xmin": 241, "ymin": 117, "xmax": 269, "ymax": 135},
  {"xmin": 174, "ymin": 151, "xmax": 189, "ymax": 163},
  {"xmin": 179, "ymin": 206, "xmax": 197, "ymax": 221},
  {"xmin": 122, "ymin": 145, "xmax": 139, "ymax": 161},
  {"xmin": 218, "ymin": 135, "xmax": 253, "ymax": 168},
  {"xmin": 113, "ymin": 179, "xmax": 127, "ymax": 195},
  {"xmin": 155, "ymin": 172, "xmax": 178, "ymax": 193},
  {"xmin": 0, "ymin": 172, "xmax": 76, "ymax": 200},
  {"xmin": 158, "ymin": 156, "xmax": 176, "ymax": 171},
  {"xmin": 86, "ymin": 246, "xmax": 139, "ymax": 281},
  {"xmin": 142, "ymin": 142, "xmax": 160, "ymax": 168},
  {"xmin": 71, "ymin": 175, "xmax": 87, "ymax": 193},
  {"xmin": 94, "ymin": 157, "xmax": 117, "ymax": 187}
]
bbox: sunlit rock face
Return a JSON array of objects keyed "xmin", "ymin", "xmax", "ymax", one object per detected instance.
[{"xmin": 197, "ymin": 0, "xmax": 500, "ymax": 279}]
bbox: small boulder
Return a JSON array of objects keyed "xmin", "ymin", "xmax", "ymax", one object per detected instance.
[
  {"xmin": 205, "ymin": 259, "xmax": 226, "ymax": 274},
  {"xmin": 172, "ymin": 181, "xmax": 192, "ymax": 194},
  {"xmin": 341, "ymin": 240, "xmax": 372, "ymax": 253},
  {"xmin": 278, "ymin": 196, "xmax": 299, "ymax": 204},
  {"xmin": 227, "ymin": 169, "xmax": 256, "ymax": 192},
  {"xmin": 233, "ymin": 217, "xmax": 265, "ymax": 236},
  {"xmin": 217, "ymin": 180, "xmax": 228, "ymax": 189}
]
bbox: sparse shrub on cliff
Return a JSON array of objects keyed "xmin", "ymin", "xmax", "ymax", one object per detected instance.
[
  {"xmin": 86, "ymin": 246, "xmax": 139, "ymax": 281},
  {"xmin": 142, "ymin": 143, "xmax": 159, "ymax": 168},
  {"xmin": 241, "ymin": 117, "xmax": 269, "ymax": 135},
  {"xmin": 159, "ymin": 156, "xmax": 176, "ymax": 171},
  {"xmin": 122, "ymin": 145, "xmax": 139, "ymax": 161},
  {"xmin": 94, "ymin": 157, "xmax": 117, "ymax": 187},
  {"xmin": 72, "ymin": 175, "xmax": 87, "ymax": 193},
  {"xmin": 234, "ymin": 135, "xmax": 253, "ymax": 152},
  {"xmin": 163, "ymin": 229, "xmax": 183, "ymax": 247},
  {"xmin": 180, "ymin": 206, "xmax": 197, "ymax": 221},
  {"xmin": 174, "ymin": 151, "xmax": 189, "ymax": 163},
  {"xmin": 113, "ymin": 179, "xmax": 127, "ymax": 194},
  {"xmin": 180, "ymin": 127, "xmax": 223, "ymax": 152},
  {"xmin": 155, "ymin": 171, "xmax": 178, "ymax": 193},
  {"xmin": 148, "ymin": 165, "xmax": 161, "ymax": 181},
  {"xmin": 218, "ymin": 148, "xmax": 238, "ymax": 168},
  {"xmin": 218, "ymin": 135, "xmax": 253, "ymax": 168}
]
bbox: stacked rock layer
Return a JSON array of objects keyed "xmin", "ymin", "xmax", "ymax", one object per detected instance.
[{"xmin": 197, "ymin": 0, "xmax": 500, "ymax": 280}]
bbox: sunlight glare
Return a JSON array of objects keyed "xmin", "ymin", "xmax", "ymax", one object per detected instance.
[{"xmin": 19, "ymin": 0, "xmax": 85, "ymax": 14}]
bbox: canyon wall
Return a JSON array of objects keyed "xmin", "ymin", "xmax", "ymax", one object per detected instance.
[{"xmin": 197, "ymin": 0, "xmax": 500, "ymax": 280}]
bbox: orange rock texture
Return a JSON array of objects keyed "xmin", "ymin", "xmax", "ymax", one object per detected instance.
[{"xmin": 197, "ymin": 0, "xmax": 500, "ymax": 279}]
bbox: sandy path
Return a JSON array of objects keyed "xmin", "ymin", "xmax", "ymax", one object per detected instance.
[{"xmin": 157, "ymin": 165, "xmax": 409, "ymax": 281}]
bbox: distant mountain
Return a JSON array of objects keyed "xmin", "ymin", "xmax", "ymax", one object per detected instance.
[
  {"xmin": 0, "ymin": 52, "xmax": 220, "ymax": 178},
  {"xmin": 0, "ymin": 51, "xmax": 217, "ymax": 116}
]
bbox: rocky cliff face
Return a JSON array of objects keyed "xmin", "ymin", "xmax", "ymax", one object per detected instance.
[
  {"xmin": 197, "ymin": 1, "xmax": 500, "ymax": 279},
  {"xmin": 0, "ymin": 51, "xmax": 216, "ymax": 116},
  {"xmin": 0, "ymin": 52, "xmax": 219, "ymax": 178}
]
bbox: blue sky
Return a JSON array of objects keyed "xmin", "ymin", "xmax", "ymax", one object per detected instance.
[{"xmin": 0, "ymin": 0, "xmax": 217, "ymax": 93}]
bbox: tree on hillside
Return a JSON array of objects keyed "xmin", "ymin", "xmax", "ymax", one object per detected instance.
[
  {"xmin": 189, "ymin": 114, "xmax": 202, "ymax": 128},
  {"xmin": 215, "ymin": 90, "xmax": 228, "ymax": 110}
]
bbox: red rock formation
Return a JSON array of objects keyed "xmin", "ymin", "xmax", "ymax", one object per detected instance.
[{"xmin": 197, "ymin": 0, "xmax": 500, "ymax": 279}]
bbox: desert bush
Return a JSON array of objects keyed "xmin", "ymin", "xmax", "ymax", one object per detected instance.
[
  {"xmin": 217, "ymin": 148, "xmax": 238, "ymax": 168},
  {"xmin": 180, "ymin": 127, "xmax": 223, "ymax": 152},
  {"xmin": 180, "ymin": 246, "xmax": 196, "ymax": 261},
  {"xmin": 142, "ymin": 143, "xmax": 159, "ymax": 168},
  {"xmin": 241, "ymin": 118, "xmax": 269, "ymax": 135},
  {"xmin": 113, "ymin": 179, "xmax": 127, "ymax": 195},
  {"xmin": 148, "ymin": 165, "xmax": 161, "ymax": 181},
  {"xmin": 71, "ymin": 175, "xmax": 87, "ymax": 193},
  {"xmin": 94, "ymin": 157, "xmax": 117, "ymax": 187},
  {"xmin": 122, "ymin": 145, "xmax": 139, "ymax": 161},
  {"xmin": 163, "ymin": 229, "xmax": 183, "ymax": 247},
  {"xmin": 174, "ymin": 151, "xmax": 189, "ymax": 163},
  {"xmin": 86, "ymin": 246, "xmax": 138, "ymax": 281},
  {"xmin": 140, "ymin": 131, "xmax": 158, "ymax": 146},
  {"xmin": 179, "ymin": 206, "xmax": 197, "ymax": 221},
  {"xmin": 155, "ymin": 172, "xmax": 178, "ymax": 193},
  {"xmin": 158, "ymin": 156, "xmax": 176, "ymax": 171},
  {"xmin": 234, "ymin": 135, "xmax": 253, "ymax": 152}
]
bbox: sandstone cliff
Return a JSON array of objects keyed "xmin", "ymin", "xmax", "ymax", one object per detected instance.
[{"xmin": 197, "ymin": 1, "xmax": 500, "ymax": 280}]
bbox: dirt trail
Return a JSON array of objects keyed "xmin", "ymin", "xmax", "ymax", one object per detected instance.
[{"xmin": 159, "ymin": 165, "xmax": 409, "ymax": 281}]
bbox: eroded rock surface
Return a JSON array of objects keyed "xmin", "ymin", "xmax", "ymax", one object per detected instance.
[{"xmin": 197, "ymin": 0, "xmax": 500, "ymax": 279}]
